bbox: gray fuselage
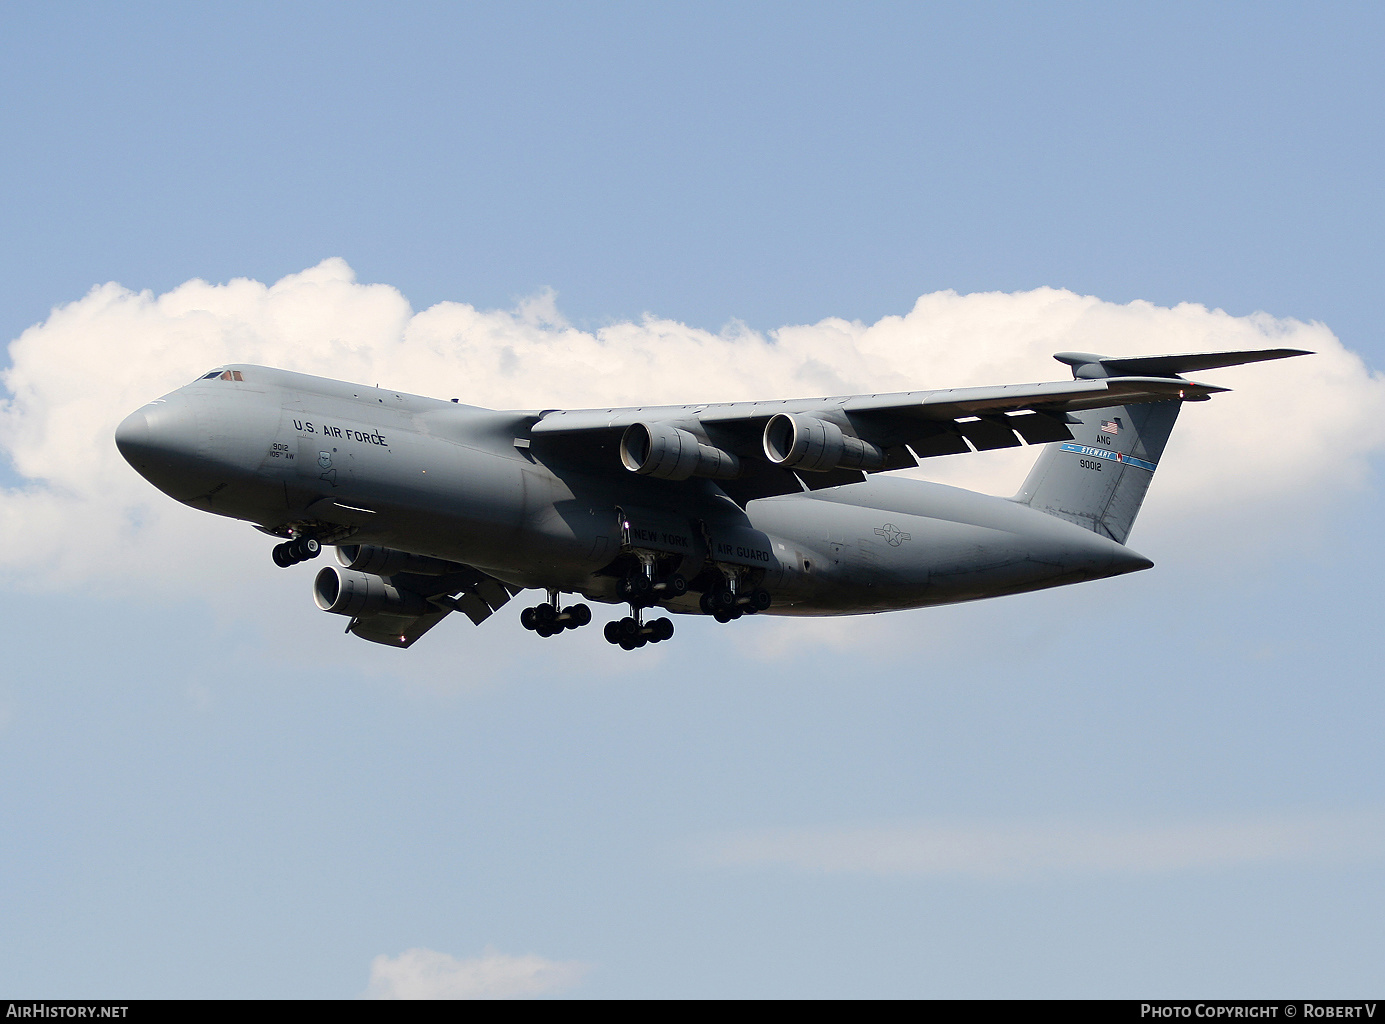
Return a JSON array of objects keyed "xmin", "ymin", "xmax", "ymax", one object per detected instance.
[{"xmin": 115, "ymin": 365, "xmax": 1151, "ymax": 617}]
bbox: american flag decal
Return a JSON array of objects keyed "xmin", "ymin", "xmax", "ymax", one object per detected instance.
[{"xmin": 1100, "ymin": 419, "xmax": 1120, "ymax": 434}]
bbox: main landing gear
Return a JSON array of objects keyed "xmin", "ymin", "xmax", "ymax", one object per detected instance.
[
  {"xmin": 603, "ymin": 611, "xmax": 674, "ymax": 650},
  {"xmin": 616, "ymin": 572, "xmax": 687, "ymax": 604},
  {"xmin": 272, "ymin": 536, "xmax": 321, "ymax": 567},
  {"xmin": 699, "ymin": 582, "xmax": 771, "ymax": 623},
  {"xmin": 520, "ymin": 591, "xmax": 592, "ymax": 638},
  {"xmin": 601, "ymin": 566, "xmax": 680, "ymax": 650}
]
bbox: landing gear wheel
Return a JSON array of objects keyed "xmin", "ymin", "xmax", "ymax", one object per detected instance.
[
  {"xmin": 618, "ymin": 576, "xmax": 654, "ymax": 602},
  {"xmin": 273, "ymin": 537, "xmax": 321, "ymax": 567},
  {"xmin": 750, "ymin": 588, "xmax": 772, "ymax": 611},
  {"xmin": 608, "ymin": 605, "xmax": 669, "ymax": 650},
  {"xmin": 524, "ymin": 596, "xmax": 591, "ymax": 635}
]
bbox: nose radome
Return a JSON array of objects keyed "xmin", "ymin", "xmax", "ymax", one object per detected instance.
[
  {"xmin": 113, "ymin": 395, "xmax": 222, "ymax": 500},
  {"xmin": 114, "ymin": 409, "xmax": 150, "ymax": 464},
  {"xmin": 114, "ymin": 399, "xmax": 195, "ymax": 468}
]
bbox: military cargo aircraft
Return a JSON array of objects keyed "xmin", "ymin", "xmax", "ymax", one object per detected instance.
[{"xmin": 114, "ymin": 347, "xmax": 1306, "ymax": 650}]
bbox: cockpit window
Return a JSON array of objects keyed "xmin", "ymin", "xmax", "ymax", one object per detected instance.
[
  {"xmin": 200, "ymin": 370, "xmax": 222, "ymax": 379},
  {"xmin": 198, "ymin": 369, "xmax": 244, "ymax": 381}
]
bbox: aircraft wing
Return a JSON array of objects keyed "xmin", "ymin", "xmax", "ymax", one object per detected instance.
[
  {"xmin": 535, "ymin": 375, "xmax": 1213, "ymax": 432},
  {"xmin": 345, "ymin": 567, "xmax": 520, "ymax": 648},
  {"xmin": 524, "ymin": 366, "xmax": 1244, "ymax": 502}
]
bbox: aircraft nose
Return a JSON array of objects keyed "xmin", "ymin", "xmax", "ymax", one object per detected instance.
[
  {"xmin": 115, "ymin": 399, "xmax": 194, "ymax": 468},
  {"xmin": 114, "ymin": 408, "xmax": 151, "ymax": 463},
  {"xmin": 114, "ymin": 395, "xmax": 223, "ymax": 500}
]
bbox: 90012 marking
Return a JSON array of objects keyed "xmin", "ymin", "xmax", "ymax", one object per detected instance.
[
  {"xmin": 1060, "ymin": 442, "xmax": 1160, "ymax": 474},
  {"xmin": 1079, "ymin": 458, "xmax": 1104, "ymax": 471}
]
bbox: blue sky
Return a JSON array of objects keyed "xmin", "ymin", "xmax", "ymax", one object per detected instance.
[{"xmin": 2, "ymin": 2, "xmax": 1383, "ymax": 998}]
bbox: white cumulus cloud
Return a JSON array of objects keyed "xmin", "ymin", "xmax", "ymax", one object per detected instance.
[
  {"xmin": 1, "ymin": 257, "xmax": 1380, "ymax": 600},
  {"xmin": 363, "ymin": 946, "xmax": 589, "ymax": 1000},
  {"xmin": 698, "ymin": 809, "xmax": 1385, "ymax": 880}
]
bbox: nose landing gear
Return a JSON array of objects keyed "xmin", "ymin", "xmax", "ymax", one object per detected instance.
[{"xmin": 272, "ymin": 536, "xmax": 321, "ymax": 567}]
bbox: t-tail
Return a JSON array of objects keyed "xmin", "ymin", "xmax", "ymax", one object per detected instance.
[{"xmin": 1014, "ymin": 347, "xmax": 1310, "ymax": 544}]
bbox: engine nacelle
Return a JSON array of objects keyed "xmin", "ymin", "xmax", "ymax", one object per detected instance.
[
  {"xmin": 762, "ymin": 413, "xmax": 886, "ymax": 472},
  {"xmin": 336, "ymin": 544, "xmax": 458, "ymax": 576},
  {"xmin": 619, "ymin": 422, "xmax": 740, "ymax": 481},
  {"xmin": 313, "ymin": 566, "xmax": 430, "ymax": 618}
]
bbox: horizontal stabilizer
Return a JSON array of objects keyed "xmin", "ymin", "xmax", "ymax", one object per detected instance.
[{"xmin": 1054, "ymin": 348, "xmax": 1311, "ymax": 379}]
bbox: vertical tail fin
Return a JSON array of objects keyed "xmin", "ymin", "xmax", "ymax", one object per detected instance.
[
  {"xmin": 1015, "ymin": 397, "xmax": 1179, "ymax": 544},
  {"xmin": 1015, "ymin": 348, "xmax": 1309, "ymax": 544}
]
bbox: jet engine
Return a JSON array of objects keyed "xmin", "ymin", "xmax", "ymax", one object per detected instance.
[
  {"xmin": 336, "ymin": 544, "xmax": 459, "ymax": 576},
  {"xmin": 313, "ymin": 566, "xmax": 430, "ymax": 618},
  {"xmin": 619, "ymin": 422, "xmax": 740, "ymax": 480},
  {"xmin": 762, "ymin": 413, "xmax": 886, "ymax": 472}
]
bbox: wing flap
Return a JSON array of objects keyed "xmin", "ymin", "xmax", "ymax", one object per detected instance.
[
  {"xmin": 344, "ymin": 565, "xmax": 521, "ymax": 646},
  {"xmin": 1007, "ymin": 410, "xmax": 1075, "ymax": 445},
  {"xmin": 347, "ymin": 608, "xmax": 451, "ymax": 648},
  {"xmin": 797, "ymin": 466, "xmax": 868, "ymax": 490},
  {"xmin": 954, "ymin": 416, "xmax": 1023, "ymax": 451},
  {"xmin": 874, "ymin": 376, "xmax": 1225, "ymax": 418},
  {"xmin": 908, "ymin": 427, "xmax": 971, "ymax": 458},
  {"xmin": 716, "ymin": 461, "xmax": 806, "ymax": 504}
]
